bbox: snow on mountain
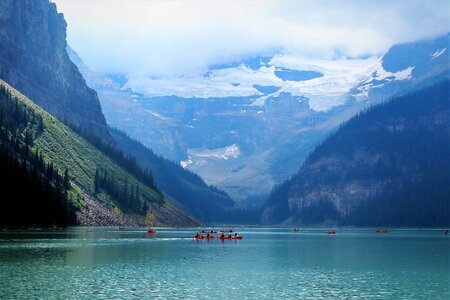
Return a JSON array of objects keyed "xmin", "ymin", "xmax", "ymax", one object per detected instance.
[
  {"xmin": 123, "ymin": 54, "xmax": 416, "ymax": 112},
  {"xmin": 181, "ymin": 144, "xmax": 241, "ymax": 168},
  {"xmin": 431, "ymin": 48, "xmax": 446, "ymax": 60}
]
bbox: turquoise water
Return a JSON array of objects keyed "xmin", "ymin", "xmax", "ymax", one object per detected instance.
[{"xmin": 0, "ymin": 227, "xmax": 448, "ymax": 299}]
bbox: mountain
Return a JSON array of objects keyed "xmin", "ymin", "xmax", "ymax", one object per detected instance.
[
  {"xmin": 0, "ymin": 80, "xmax": 200, "ymax": 227},
  {"xmin": 73, "ymin": 33, "xmax": 450, "ymax": 200},
  {"xmin": 0, "ymin": 0, "xmax": 201, "ymax": 227},
  {"xmin": 0, "ymin": 0, "xmax": 110, "ymax": 141},
  {"xmin": 261, "ymin": 81, "xmax": 450, "ymax": 227},
  {"xmin": 109, "ymin": 128, "xmax": 237, "ymax": 223},
  {"xmin": 67, "ymin": 48, "xmax": 237, "ymax": 222},
  {"xmin": 352, "ymin": 33, "xmax": 450, "ymax": 100},
  {"xmin": 0, "ymin": 0, "xmax": 235, "ymax": 225}
]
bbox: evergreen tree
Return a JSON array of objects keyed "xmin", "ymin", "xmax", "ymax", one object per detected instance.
[{"xmin": 63, "ymin": 169, "xmax": 70, "ymax": 191}]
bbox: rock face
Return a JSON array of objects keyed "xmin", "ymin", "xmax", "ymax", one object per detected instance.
[
  {"xmin": 262, "ymin": 81, "xmax": 450, "ymax": 227},
  {"xmin": 0, "ymin": 0, "xmax": 110, "ymax": 141},
  {"xmin": 76, "ymin": 195, "xmax": 202, "ymax": 227}
]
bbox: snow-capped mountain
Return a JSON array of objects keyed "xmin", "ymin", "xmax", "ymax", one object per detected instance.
[{"xmin": 69, "ymin": 33, "xmax": 449, "ymax": 200}]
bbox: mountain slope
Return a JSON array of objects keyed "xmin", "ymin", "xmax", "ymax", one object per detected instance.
[
  {"xmin": 74, "ymin": 33, "xmax": 450, "ymax": 200},
  {"xmin": 67, "ymin": 48, "xmax": 237, "ymax": 222},
  {"xmin": 0, "ymin": 84, "xmax": 76, "ymax": 228},
  {"xmin": 0, "ymin": 0, "xmax": 110, "ymax": 141},
  {"xmin": 110, "ymin": 128, "xmax": 236, "ymax": 223},
  {"xmin": 0, "ymin": 80, "xmax": 200, "ymax": 227},
  {"xmin": 262, "ymin": 81, "xmax": 450, "ymax": 226}
]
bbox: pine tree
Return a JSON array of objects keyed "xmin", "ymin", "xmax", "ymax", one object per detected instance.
[
  {"xmin": 63, "ymin": 169, "xmax": 70, "ymax": 191},
  {"xmin": 94, "ymin": 167, "xmax": 100, "ymax": 193}
]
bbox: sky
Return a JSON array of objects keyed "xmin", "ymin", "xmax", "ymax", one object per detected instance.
[{"xmin": 53, "ymin": 0, "xmax": 450, "ymax": 77}]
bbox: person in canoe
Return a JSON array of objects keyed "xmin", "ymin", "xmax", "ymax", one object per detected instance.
[
  {"xmin": 220, "ymin": 232, "xmax": 225, "ymax": 239},
  {"xmin": 232, "ymin": 233, "xmax": 243, "ymax": 239}
]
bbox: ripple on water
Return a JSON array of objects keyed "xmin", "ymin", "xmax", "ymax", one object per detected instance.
[{"xmin": 0, "ymin": 228, "xmax": 449, "ymax": 299}]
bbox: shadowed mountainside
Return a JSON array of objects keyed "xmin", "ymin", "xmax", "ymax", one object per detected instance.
[{"xmin": 262, "ymin": 80, "xmax": 450, "ymax": 227}]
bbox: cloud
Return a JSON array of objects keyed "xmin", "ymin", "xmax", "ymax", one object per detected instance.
[{"xmin": 53, "ymin": 0, "xmax": 450, "ymax": 76}]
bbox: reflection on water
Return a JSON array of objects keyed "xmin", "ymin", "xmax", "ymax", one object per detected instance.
[{"xmin": 0, "ymin": 227, "xmax": 449, "ymax": 299}]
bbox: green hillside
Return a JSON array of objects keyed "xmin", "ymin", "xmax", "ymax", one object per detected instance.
[
  {"xmin": 0, "ymin": 79, "xmax": 200, "ymax": 227},
  {"xmin": 110, "ymin": 128, "xmax": 237, "ymax": 222}
]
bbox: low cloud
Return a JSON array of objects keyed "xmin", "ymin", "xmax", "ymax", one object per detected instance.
[{"xmin": 54, "ymin": 0, "xmax": 450, "ymax": 76}]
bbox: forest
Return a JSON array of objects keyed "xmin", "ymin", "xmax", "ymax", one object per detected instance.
[
  {"xmin": 0, "ymin": 85, "xmax": 76, "ymax": 227},
  {"xmin": 265, "ymin": 80, "xmax": 450, "ymax": 226}
]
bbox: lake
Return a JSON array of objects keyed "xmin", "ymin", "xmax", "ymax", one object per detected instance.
[{"xmin": 0, "ymin": 227, "xmax": 448, "ymax": 299}]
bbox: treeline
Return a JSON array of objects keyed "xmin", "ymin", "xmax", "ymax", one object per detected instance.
[
  {"xmin": 306, "ymin": 80, "xmax": 450, "ymax": 165},
  {"xmin": 0, "ymin": 85, "xmax": 76, "ymax": 227},
  {"xmin": 320, "ymin": 81, "xmax": 449, "ymax": 226},
  {"xmin": 109, "ymin": 127, "xmax": 237, "ymax": 223},
  {"xmin": 68, "ymin": 120, "xmax": 166, "ymax": 215},
  {"xmin": 94, "ymin": 167, "xmax": 154, "ymax": 214},
  {"xmin": 111, "ymin": 127, "xmax": 213, "ymax": 188},
  {"xmin": 69, "ymin": 123, "xmax": 158, "ymax": 192},
  {"xmin": 264, "ymin": 80, "xmax": 450, "ymax": 226},
  {"xmin": 343, "ymin": 173, "xmax": 450, "ymax": 227},
  {"xmin": 221, "ymin": 206, "xmax": 263, "ymax": 225}
]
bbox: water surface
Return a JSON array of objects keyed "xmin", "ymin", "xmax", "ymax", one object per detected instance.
[{"xmin": 0, "ymin": 227, "xmax": 448, "ymax": 299}]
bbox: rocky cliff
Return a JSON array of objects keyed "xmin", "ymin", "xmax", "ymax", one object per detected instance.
[{"xmin": 0, "ymin": 0, "xmax": 110, "ymax": 141}]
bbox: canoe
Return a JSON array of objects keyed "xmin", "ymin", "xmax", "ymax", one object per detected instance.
[{"xmin": 194, "ymin": 236, "xmax": 214, "ymax": 240}]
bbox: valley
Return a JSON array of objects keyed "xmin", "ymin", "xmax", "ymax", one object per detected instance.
[{"xmin": 71, "ymin": 34, "xmax": 449, "ymax": 200}]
